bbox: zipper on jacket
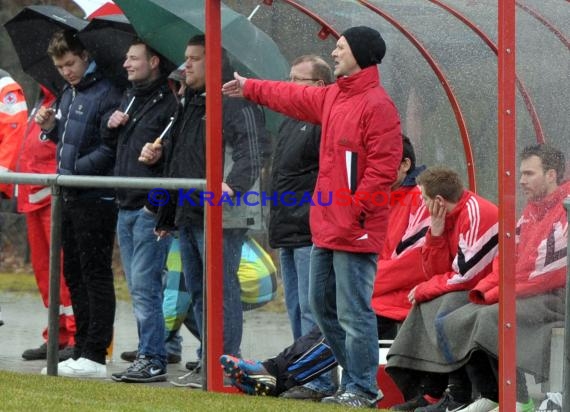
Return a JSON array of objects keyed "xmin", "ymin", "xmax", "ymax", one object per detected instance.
[{"xmin": 58, "ymin": 87, "xmax": 77, "ymax": 171}]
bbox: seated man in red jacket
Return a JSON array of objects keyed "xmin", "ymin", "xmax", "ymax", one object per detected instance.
[
  {"xmin": 388, "ymin": 144, "xmax": 567, "ymax": 412},
  {"xmin": 220, "ymin": 135, "xmax": 430, "ymax": 398},
  {"xmin": 386, "ymin": 166, "xmax": 499, "ymax": 412}
]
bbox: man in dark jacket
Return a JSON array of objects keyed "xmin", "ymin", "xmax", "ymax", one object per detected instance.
[
  {"xmin": 102, "ymin": 39, "xmax": 177, "ymax": 383},
  {"xmin": 268, "ymin": 54, "xmax": 335, "ymax": 400},
  {"xmin": 140, "ymin": 34, "xmax": 268, "ymax": 388},
  {"xmin": 35, "ymin": 29, "xmax": 122, "ymax": 378},
  {"xmin": 222, "ymin": 27, "xmax": 402, "ymax": 407}
]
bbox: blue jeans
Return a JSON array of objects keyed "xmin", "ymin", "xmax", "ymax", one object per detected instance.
[
  {"xmin": 309, "ymin": 247, "xmax": 379, "ymax": 398},
  {"xmin": 178, "ymin": 225, "xmax": 245, "ymax": 356},
  {"xmin": 280, "ymin": 246, "xmax": 315, "ymax": 340},
  {"xmin": 281, "ymin": 246, "xmax": 336, "ymax": 394},
  {"xmin": 117, "ymin": 208, "xmax": 171, "ymax": 368}
]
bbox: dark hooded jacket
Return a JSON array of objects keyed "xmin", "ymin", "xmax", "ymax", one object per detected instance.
[{"xmin": 47, "ymin": 62, "xmax": 122, "ymax": 200}]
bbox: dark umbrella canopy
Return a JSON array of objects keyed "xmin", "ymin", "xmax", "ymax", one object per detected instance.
[
  {"xmin": 113, "ymin": 0, "xmax": 289, "ymax": 80},
  {"xmin": 77, "ymin": 14, "xmax": 136, "ymax": 89},
  {"xmin": 3, "ymin": 6, "xmax": 88, "ymax": 94}
]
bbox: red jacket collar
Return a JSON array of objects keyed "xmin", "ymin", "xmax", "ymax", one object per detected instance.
[
  {"xmin": 526, "ymin": 181, "xmax": 570, "ymax": 221},
  {"xmin": 336, "ymin": 66, "xmax": 380, "ymax": 96}
]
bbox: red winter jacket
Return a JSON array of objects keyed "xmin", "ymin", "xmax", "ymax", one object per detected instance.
[
  {"xmin": 372, "ymin": 182, "xmax": 431, "ymax": 320},
  {"xmin": 0, "ymin": 70, "xmax": 27, "ymax": 198},
  {"xmin": 16, "ymin": 87, "xmax": 57, "ymax": 213},
  {"xmin": 244, "ymin": 66, "xmax": 402, "ymax": 253},
  {"xmin": 470, "ymin": 181, "xmax": 570, "ymax": 304},
  {"xmin": 414, "ymin": 190, "xmax": 499, "ymax": 303}
]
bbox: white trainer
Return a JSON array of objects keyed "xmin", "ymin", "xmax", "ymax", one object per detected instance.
[
  {"xmin": 458, "ymin": 397, "xmax": 498, "ymax": 412},
  {"xmin": 40, "ymin": 358, "xmax": 77, "ymax": 375},
  {"xmin": 57, "ymin": 357, "xmax": 107, "ymax": 378}
]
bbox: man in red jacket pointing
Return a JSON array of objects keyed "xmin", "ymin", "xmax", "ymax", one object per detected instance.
[{"xmin": 223, "ymin": 26, "xmax": 402, "ymax": 408}]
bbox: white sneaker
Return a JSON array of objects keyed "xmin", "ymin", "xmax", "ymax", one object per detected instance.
[
  {"xmin": 40, "ymin": 358, "xmax": 77, "ymax": 375},
  {"xmin": 57, "ymin": 357, "xmax": 107, "ymax": 378},
  {"xmin": 458, "ymin": 397, "xmax": 498, "ymax": 412}
]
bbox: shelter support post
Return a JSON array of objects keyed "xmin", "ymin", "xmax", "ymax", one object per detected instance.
[{"xmin": 497, "ymin": 0, "xmax": 517, "ymax": 409}]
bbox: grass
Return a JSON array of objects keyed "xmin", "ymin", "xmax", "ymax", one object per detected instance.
[{"xmin": 0, "ymin": 370, "xmax": 356, "ymax": 412}]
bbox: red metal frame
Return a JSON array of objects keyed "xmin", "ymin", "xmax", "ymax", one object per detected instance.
[
  {"xmin": 498, "ymin": 0, "xmax": 518, "ymax": 409},
  {"xmin": 516, "ymin": 1, "xmax": 570, "ymax": 51},
  {"xmin": 204, "ymin": 0, "xmax": 225, "ymax": 393},
  {"xmin": 429, "ymin": 0, "xmax": 545, "ymax": 143},
  {"xmin": 263, "ymin": 0, "xmax": 340, "ymax": 39},
  {"xmin": 357, "ymin": 0, "xmax": 477, "ymax": 191}
]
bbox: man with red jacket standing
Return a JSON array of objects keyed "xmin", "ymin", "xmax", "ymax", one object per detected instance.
[
  {"xmin": 0, "ymin": 68, "xmax": 27, "ymax": 199},
  {"xmin": 223, "ymin": 26, "xmax": 402, "ymax": 407},
  {"xmin": 18, "ymin": 86, "xmax": 76, "ymax": 361}
]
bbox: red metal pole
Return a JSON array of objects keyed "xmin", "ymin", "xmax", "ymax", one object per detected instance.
[
  {"xmin": 205, "ymin": 0, "xmax": 224, "ymax": 392},
  {"xmin": 498, "ymin": 0, "xmax": 517, "ymax": 410}
]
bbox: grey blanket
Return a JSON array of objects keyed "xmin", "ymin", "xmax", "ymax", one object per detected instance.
[{"xmin": 386, "ymin": 289, "xmax": 565, "ymax": 383}]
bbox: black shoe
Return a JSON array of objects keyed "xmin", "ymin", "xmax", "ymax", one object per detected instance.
[
  {"xmin": 120, "ymin": 350, "xmax": 137, "ymax": 363},
  {"xmin": 58, "ymin": 346, "xmax": 75, "ymax": 362},
  {"xmin": 390, "ymin": 394, "xmax": 430, "ymax": 411},
  {"xmin": 321, "ymin": 391, "xmax": 381, "ymax": 408},
  {"xmin": 22, "ymin": 343, "xmax": 49, "ymax": 360},
  {"xmin": 119, "ymin": 357, "xmax": 167, "ymax": 383},
  {"xmin": 415, "ymin": 389, "xmax": 466, "ymax": 412},
  {"xmin": 185, "ymin": 360, "xmax": 199, "ymax": 371},
  {"xmin": 170, "ymin": 368, "xmax": 203, "ymax": 388},
  {"xmin": 279, "ymin": 386, "xmax": 332, "ymax": 401},
  {"xmin": 121, "ymin": 350, "xmax": 180, "ymax": 364},
  {"xmin": 167, "ymin": 353, "xmax": 181, "ymax": 364}
]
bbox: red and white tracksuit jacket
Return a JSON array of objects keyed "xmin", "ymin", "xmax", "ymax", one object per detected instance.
[
  {"xmin": 414, "ymin": 190, "xmax": 499, "ymax": 303},
  {"xmin": 0, "ymin": 70, "xmax": 27, "ymax": 198},
  {"xmin": 16, "ymin": 88, "xmax": 76, "ymax": 346},
  {"xmin": 372, "ymin": 183, "xmax": 431, "ymax": 321},
  {"xmin": 470, "ymin": 181, "xmax": 570, "ymax": 304}
]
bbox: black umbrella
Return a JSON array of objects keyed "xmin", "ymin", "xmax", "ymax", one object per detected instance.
[
  {"xmin": 3, "ymin": 5, "xmax": 88, "ymax": 94},
  {"xmin": 77, "ymin": 14, "xmax": 178, "ymax": 89},
  {"xmin": 76, "ymin": 14, "xmax": 135, "ymax": 89}
]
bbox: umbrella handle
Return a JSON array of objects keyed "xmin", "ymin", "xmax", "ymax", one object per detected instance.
[
  {"xmin": 124, "ymin": 96, "xmax": 136, "ymax": 115},
  {"xmin": 154, "ymin": 116, "xmax": 175, "ymax": 147}
]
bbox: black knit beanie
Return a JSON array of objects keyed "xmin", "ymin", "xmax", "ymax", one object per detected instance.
[{"xmin": 341, "ymin": 26, "xmax": 386, "ymax": 69}]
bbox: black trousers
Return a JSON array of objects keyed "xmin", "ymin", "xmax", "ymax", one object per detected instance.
[
  {"xmin": 262, "ymin": 315, "xmax": 399, "ymax": 395},
  {"xmin": 61, "ymin": 198, "xmax": 117, "ymax": 364}
]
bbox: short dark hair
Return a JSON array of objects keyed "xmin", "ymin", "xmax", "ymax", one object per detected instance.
[
  {"xmin": 47, "ymin": 30, "xmax": 85, "ymax": 59},
  {"xmin": 129, "ymin": 38, "xmax": 159, "ymax": 59},
  {"xmin": 520, "ymin": 144, "xmax": 565, "ymax": 184},
  {"xmin": 291, "ymin": 54, "xmax": 334, "ymax": 85},
  {"xmin": 416, "ymin": 166, "xmax": 464, "ymax": 203},
  {"xmin": 188, "ymin": 34, "xmax": 205, "ymax": 47},
  {"xmin": 186, "ymin": 34, "xmax": 235, "ymax": 82},
  {"xmin": 402, "ymin": 134, "xmax": 416, "ymax": 172}
]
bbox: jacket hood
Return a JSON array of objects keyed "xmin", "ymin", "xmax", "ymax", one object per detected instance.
[{"xmin": 402, "ymin": 165, "xmax": 426, "ymax": 188}]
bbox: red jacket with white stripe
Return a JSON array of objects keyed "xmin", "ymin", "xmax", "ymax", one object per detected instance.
[
  {"xmin": 16, "ymin": 87, "xmax": 57, "ymax": 212},
  {"xmin": 0, "ymin": 70, "xmax": 27, "ymax": 198},
  {"xmin": 414, "ymin": 190, "xmax": 499, "ymax": 303},
  {"xmin": 244, "ymin": 66, "xmax": 402, "ymax": 253},
  {"xmin": 372, "ymin": 179, "xmax": 431, "ymax": 320},
  {"xmin": 470, "ymin": 181, "xmax": 570, "ymax": 304}
]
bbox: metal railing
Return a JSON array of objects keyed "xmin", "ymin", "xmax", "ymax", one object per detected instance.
[{"xmin": 0, "ymin": 172, "xmax": 205, "ymax": 375}]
